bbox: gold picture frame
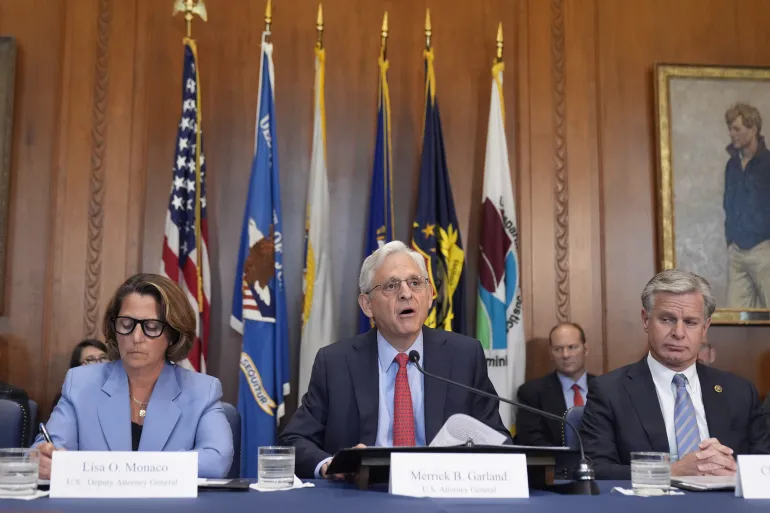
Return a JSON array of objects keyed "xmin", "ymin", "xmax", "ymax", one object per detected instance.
[{"xmin": 655, "ymin": 63, "xmax": 770, "ymax": 324}]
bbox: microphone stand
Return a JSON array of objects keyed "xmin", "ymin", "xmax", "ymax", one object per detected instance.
[{"xmin": 408, "ymin": 351, "xmax": 599, "ymax": 495}]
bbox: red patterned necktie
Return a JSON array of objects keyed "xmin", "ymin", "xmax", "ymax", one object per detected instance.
[
  {"xmin": 572, "ymin": 384, "xmax": 584, "ymax": 407},
  {"xmin": 393, "ymin": 353, "xmax": 416, "ymax": 446}
]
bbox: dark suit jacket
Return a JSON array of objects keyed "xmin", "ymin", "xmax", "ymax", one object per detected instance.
[
  {"xmin": 279, "ymin": 328, "xmax": 512, "ymax": 478},
  {"xmin": 581, "ymin": 357, "xmax": 770, "ymax": 479},
  {"xmin": 516, "ymin": 371, "xmax": 596, "ymax": 446}
]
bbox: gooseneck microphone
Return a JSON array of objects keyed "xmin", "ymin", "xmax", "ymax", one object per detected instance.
[{"xmin": 408, "ymin": 350, "xmax": 598, "ymax": 495}]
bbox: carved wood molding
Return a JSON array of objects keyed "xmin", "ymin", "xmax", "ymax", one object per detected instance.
[
  {"xmin": 84, "ymin": 0, "xmax": 111, "ymax": 338},
  {"xmin": 552, "ymin": 0, "xmax": 570, "ymax": 322}
]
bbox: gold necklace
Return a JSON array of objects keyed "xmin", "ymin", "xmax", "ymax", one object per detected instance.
[{"xmin": 130, "ymin": 395, "xmax": 149, "ymax": 418}]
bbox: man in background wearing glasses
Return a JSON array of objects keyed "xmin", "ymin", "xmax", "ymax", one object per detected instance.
[{"xmin": 280, "ymin": 241, "xmax": 511, "ymax": 479}]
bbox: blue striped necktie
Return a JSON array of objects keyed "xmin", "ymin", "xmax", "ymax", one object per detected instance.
[{"xmin": 672, "ymin": 373, "xmax": 700, "ymax": 459}]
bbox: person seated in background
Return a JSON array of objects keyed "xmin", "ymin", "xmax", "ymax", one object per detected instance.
[
  {"xmin": 51, "ymin": 339, "xmax": 110, "ymax": 411},
  {"xmin": 515, "ymin": 322, "xmax": 595, "ymax": 446},
  {"xmin": 35, "ymin": 273, "xmax": 233, "ymax": 479},
  {"xmin": 279, "ymin": 241, "xmax": 511, "ymax": 479},
  {"xmin": 697, "ymin": 340, "xmax": 716, "ymax": 366},
  {"xmin": 0, "ymin": 347, "xmax": 32, "ymax": 447},
  {"xmin": 69, "ymin": 339, "xmax": 109, "ymax": 368},
  {"xmin": 581, "ymin": 269, "xmax": 770, "ymax": 479}
]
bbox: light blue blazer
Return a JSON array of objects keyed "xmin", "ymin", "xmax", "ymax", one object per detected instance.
[{"xmin": 34, "ymin": 360, "xmax": 233, "ymax": 478}]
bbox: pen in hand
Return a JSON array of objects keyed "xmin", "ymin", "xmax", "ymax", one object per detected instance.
[{"xmin": 39, "ymin": 422, "xmax": 55, "ymax": 447}]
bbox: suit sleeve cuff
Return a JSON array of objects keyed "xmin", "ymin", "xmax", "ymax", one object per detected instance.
[{"xmin": 314, "ymin": 457, "xmax": 333, "ymax": 479}]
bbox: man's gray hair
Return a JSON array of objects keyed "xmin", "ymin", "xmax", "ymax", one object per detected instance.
[
  {"xmin": 359, "ymin": 240, "xmax": 428, "ymax": 294},
  {"xmin": 641, "ymin": 269, "xmax": 716, "ymax": 319}
]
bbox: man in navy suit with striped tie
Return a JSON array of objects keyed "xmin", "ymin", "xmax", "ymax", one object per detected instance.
[{"xmin": 581, "ymin": 270, "xmax": 770, "ymax": 479}]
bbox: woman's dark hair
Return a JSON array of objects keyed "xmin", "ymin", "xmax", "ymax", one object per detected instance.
[
  {"xmin": 102, "ymin": 273, "xmax": 195, "ymax": 363},
  {"xmin": 69, "ymin": 339, "xmax": 108, "ymax": 368}
]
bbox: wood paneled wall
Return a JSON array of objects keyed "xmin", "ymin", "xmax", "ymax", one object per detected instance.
[{"xmin": 2, "ymin": 0, "xmax": 770, "ymax": 417}]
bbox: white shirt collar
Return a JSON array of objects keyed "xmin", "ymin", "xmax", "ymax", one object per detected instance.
[
  {"xmin": 646, "ymin": 352, "xmax": 698, "ymax": 387},
  {"xmin": 556, "ymin": 371, "xmax": 588, "ymax": 393},
  {"xmin": 376, "ymin": 330, "xmax": 424, "ymax": 373}
]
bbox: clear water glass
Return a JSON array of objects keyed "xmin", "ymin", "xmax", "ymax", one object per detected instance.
[
  {"xmin": 258, "ymin": 446, "xmax": 295, "ymax": 489},
  {"xmin": 0, "ymin": 448, "xmax": 40, "ymax": 496},
  {"xmin": 631, "ymin": 451, "xmax": 671, "ymax": 496}
]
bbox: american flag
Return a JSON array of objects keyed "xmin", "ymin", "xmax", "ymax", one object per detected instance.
[{"xmin": 161, "ymin": 39, "xmax": 210, "ymax": 373}]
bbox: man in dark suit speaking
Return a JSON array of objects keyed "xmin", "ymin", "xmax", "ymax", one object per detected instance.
[
  {"xmin": 581, "ymin": 269, "xmax": 770, "ymax": 479},
  {"xmin": 280, "ymin": 241, "xmax": 510, "ymax": 479}
]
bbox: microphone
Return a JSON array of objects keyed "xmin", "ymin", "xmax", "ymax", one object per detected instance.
[{"xmin": 408, "ymin": 350, "xmax": 598, "ymax": 495}]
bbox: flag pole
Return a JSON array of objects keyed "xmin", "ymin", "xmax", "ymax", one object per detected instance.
[
  {"xmin": 172, "ymin": 0, "xmax": 208, "ymax": 38},
  {"xmin": 265, "ymin": 0, "xmax": 273, "ymax": 43},
  {"xmin": 173, "ymin": 0, "xmax": 208, "ymax": 314},
  {"xmin": 493, "ymin": 23, "xmax": 506, "ymax": 124},
  {"xmin": 423, "ymin": 8, "xmax": 436, "ymax": 106},
  {"xmin": 380, "ymin": 11, "xmax": 394, "ymax": 238},
  {"xmin": 380, "ymin": 11, "xmax": 389, "ymax": 60},
  {"xmin": 316, "ymin": 4, "xmax": 324, "ymax": 50}
]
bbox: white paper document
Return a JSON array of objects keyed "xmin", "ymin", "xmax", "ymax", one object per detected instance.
[{"xmin": 429, "ymin": 414, "xmax": 507, "ymax": 447}]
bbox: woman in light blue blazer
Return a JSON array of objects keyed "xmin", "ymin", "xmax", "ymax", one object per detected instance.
[{"xmin": 35, "ymin": 273, "xmax": 233, "ymax": 479}]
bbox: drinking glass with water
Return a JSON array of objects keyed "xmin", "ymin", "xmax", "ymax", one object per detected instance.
[
  {"xmin": 258, "ymin": 446, "xmax": 295, "ymax": 489},
  {"xmin": 0, "ymin": 448, "xmax": 40, "ymax": 496},
  {"xmin": 631, "ymin": 451, "xmax": 671, "ymax": 496}
]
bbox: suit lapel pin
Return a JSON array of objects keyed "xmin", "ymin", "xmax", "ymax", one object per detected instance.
[{"xmin": 714, "ymin": 385, "xmax": 723, "ymax": 393}]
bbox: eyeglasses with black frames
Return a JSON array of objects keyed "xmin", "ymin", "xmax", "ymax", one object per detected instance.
[{"xmin": 112, "ymin": 316, "xmax": 167, "ymax": 339}]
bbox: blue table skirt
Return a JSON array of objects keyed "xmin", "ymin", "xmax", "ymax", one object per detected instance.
[{"xmin": 1, "ymin": 480, "xmax": 768, "ymax": 512}]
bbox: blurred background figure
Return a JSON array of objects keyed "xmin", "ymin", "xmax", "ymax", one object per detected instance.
[
  {"xmin": 697, "ymin": 340, "xmax": 716, "ymax": 366},
  {"xmin": 51, "ymin": 339, "xmax": 110, "ymax": 411},
  {"xmin": 69, "ymin": 339, "xmax": 109, "ymax": 368}
]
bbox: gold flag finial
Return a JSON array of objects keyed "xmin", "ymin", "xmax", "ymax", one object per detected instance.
[
  {"xmin": 380, "ymin": 11, "xmax": 389, "ymax": 59},
  {"xmin": 424, "ymin": 8, "xmax": 432, "ymax": 50},
  {"xmin": 495, "ymin": 22, "xmax": 503, "ymax": 63},
  {"xmin": 316, "ymin": 4, "xmax": 324, "ymax": 49},
  {"xmin": 265, "ymin": 0, "xmax": 273, "ymax": 42},
  {"xmin": 172, "ymin": 0, "xmax": 208, "ymax": 38}
]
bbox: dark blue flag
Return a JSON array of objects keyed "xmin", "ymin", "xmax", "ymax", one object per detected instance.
[
  {"xmin": 411, "ymin": 48, "xmax": 467, "ymax": 335},
  {"xmin": 359, "ymin": 54, "xmax": 394, "ymax": 333},
  {"xmin": 231, "ymin": 35, "xmax": 289, "ymax": 478}
]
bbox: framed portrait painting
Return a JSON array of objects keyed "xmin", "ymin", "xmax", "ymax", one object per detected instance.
[{"xmin": 656, "ymin": 64, "xmax": 770, "ymax": 324}]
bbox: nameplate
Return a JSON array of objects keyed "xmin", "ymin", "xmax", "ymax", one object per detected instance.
[
  {"xmin": 389, "ymin": 453, "xmax": 528, "ymax": 498},
  {"xmin": 736, "ymin": 455, "xmax": 770, "ymax": 498},
  {"xmin": 50, "ymin": 451, "xmax": 198, "ymax": 498}
]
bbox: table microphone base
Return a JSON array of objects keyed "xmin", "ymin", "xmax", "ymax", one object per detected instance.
[
  {"xmin": 546, "ymin": 459, "xmax": 600, "ymax": 495},
  {"xmin": 546, "ymin": 479, "xmax": 601, "ymax": 495}
]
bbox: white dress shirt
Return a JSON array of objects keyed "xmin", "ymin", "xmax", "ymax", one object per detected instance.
[
  {"xmin": 313, "ymin": 332, "xmax": 425, "ymax": 478},
  {"xmin": 646, "ymin": 352, "xmax": 710, "ymax": 461}
]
